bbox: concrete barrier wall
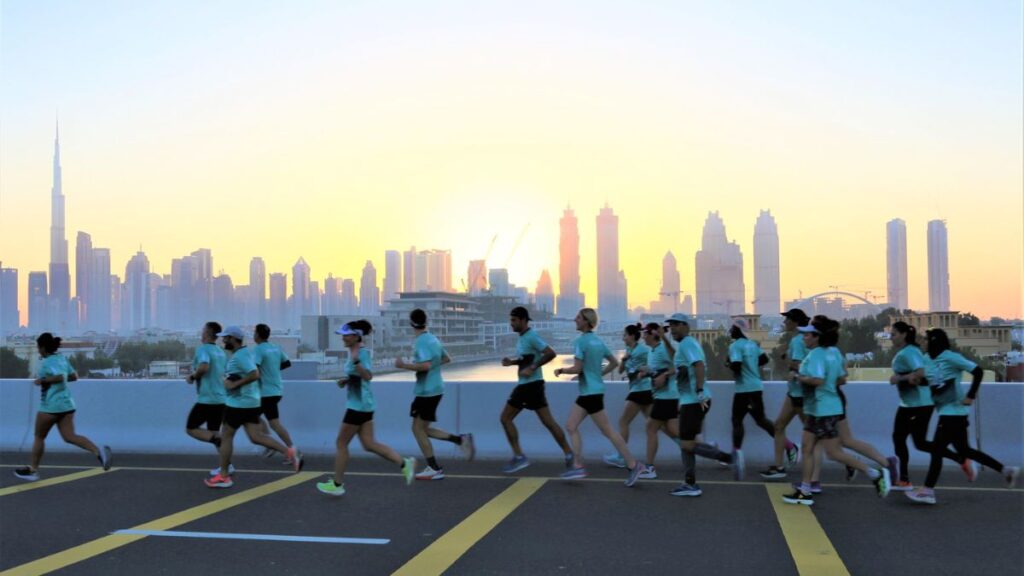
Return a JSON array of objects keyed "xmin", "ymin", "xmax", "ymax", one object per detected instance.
[{"xmin": 2, "ymin": 379, "xmax": 1021, "ymax": 468}]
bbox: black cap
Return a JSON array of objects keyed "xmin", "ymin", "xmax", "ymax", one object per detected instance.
[
  {"xmin": 782, "ymin": 308, "xmax": 810, "ymax": 325},
  {"xmin": 510, "ymin": 306, "xmax": 531, "ymax": 321}
]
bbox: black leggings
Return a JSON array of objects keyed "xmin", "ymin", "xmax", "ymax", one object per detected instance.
[
  {"xmin": 892, "ymin": 406, "xmax": 961, "ymax": 482},
  {"xmin": 731, "ymin": 391, "xmax": 775, "ymax": 449},
  {"xmin": 925, "ymin": 415, "xmax": 1003, "ymax": 488}
]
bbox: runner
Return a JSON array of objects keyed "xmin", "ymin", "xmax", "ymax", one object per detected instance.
[
  {"xmin": 888, "ymin": 321, "xmax": 973, "ymax": 491},
  {"xmin": 664, "ymin": 314, "xmax": 740, "ymax": 497},
  {"xmin": 760, "ymin": 309, "xmax": 806, "ymax": 480},
  {"xmin": 13, "ymin": 333, "xmax": 111, "ymax": 481},
  {"xmin": 726, "ymin": 318, "xmax": 783, "ymax": 468},
  {"xmin": 639, "ymin": 322, "xmax": 678, "ymax": 479},
  {"xmin": 317, "ymin": 321, "xmax": 416, "ymax": 496},
  {"xmin": 184, "ymin": 321, "xmax": 230, "ymax": 476},
  {"xmin": 602, "ymin": 323, "xmax": 652, "ymax": 469},
  {"xmin": 553, "ymin": 308, "xmax": 643, "ymax": 487},
  {"xmin": 205, "ymin": 326, "xmax": 301, "ymax": 488},
  {"xmin": 394, "ymin": 308, "xmax": 474, "ymax": 481},
  {"xmin": 251, "ymin": 323, "xmax": 297, "ymax": 464},
  {"xmin": 782, "ymin": 318, "xmax": 890, "ymax": 506},
  {"xmin": 499, "ymin": 306, "xmax": 573, "ymax": 474},
  {"xmin": 906, "ymin": 329, "xmax": 1019, "ymax": 504}
]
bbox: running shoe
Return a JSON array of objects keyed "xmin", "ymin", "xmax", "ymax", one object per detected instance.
[
  {"xmin": 874, "ymin": 468, "xmax": 891, "ymax": 498},
  {"xmin": 560, "ymin": 466, "xmax": 588, "ymax": 480},
  {"xmin": 625, "ymin": 462, "xmax": 643, "ymax": 487},
  {"xmin": 961, "ymin": 459, "xmax": 980, "ymax": 482},
  {"xmin": 638, "ymin": 465, "xmax": 657, "ymax": 479},
  {"xmin": 782, "ymin": 489, "xmax": 814, "ymax": 506},
  {"xmin": 402, "ymin": 457, "xmax": 416, "ymax": 485},
  {"xmin": 602, "ymin": 452, "xmax": 626, "ymax": 469},
  {"xmin": 785, "ymin": 443, "xmax": 800, "ymax": 467},
  {"xmin": 98, "ymin": 445, "xmax": 112, "ymax": 471},
  {"xmin": 459, "ymin": 433, "xmax": 476, "ymax": 461},
  {"xmin": 209, "ymin": 464, "xmax": 236, "ymax": 477},
  {"xmin": 886, "ymin": 456, "xmax": 900, "ymax": 485},
  {"xmin": 732, "ymin": 449, "xmax": 745, "ymax": 481},
  {"xmin": 759, "ymin": 466, "xmax": 787, "ymax": 480},
  {"xmin": 286, "ymin": 448, "xmax": 304, "ymax": 473},
  {"xmin": 845, "ymin": 466, "xmax": 858, "ymax": 482},
  {"xmin": 791, "ymin": 481, "xmax": 822, "ymax": 494},
  {"xmin": 415, "ymin": 466, "xmax": 445, "ymax": 481},
  {"xmin": 891, "ymin": 480, "xmax": 914, "ymax": 492},
  {"xmin": 502, "ymin": 455, "xmax": 531, "ymax": 474},
  {"xmin": 1004, "ymin": 466, "xmax": 1020, "ymax": 489},
  {"xmin": 670, "ymin": 483, "xmax": 703, "ymax": 497},
  {"xmin": 204, "ymin": 473, "xmax": 234, "ymax": 488},
  {"xmin": 13, "ymin": 467, "xmax": 39, "ymax": 481},
  {"xmin": 905, "ymin": 487, "xmax": 936, "ymax": 505},
  {"xmin": 564, "ymin": 452, "xmax": 575, "ymax": 469},
  {"xmin": 316, "ymin": 480, "xmax": 346, "ymax": 496}
]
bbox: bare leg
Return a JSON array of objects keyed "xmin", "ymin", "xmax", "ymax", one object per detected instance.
[
  {"xmin": 838, "ymin": 420, "xmax": 887, "ymax": 467},
  {"xmin": 645, "ymin": 418, "xmax": 661, "ymax": 465},
  {"xmin": 500, "ymin": 404, "xmax": 524, "ymax": 456},
  {"xmin": 242, "ymin": 422, "xmax": 289, "ymax": 454},
  {"xmin": 332, "ymin": 422, "xmax": 360, "ymax": 484},
  {"xmin": 618, "ymin": 401, "xmax": 642, "ymax": 443},
  {"xmin": 30, "ymin": 413, "xmax": 60, "ymax": 470},
  {"xmin": 357, "ymin": 421, "xmax": 404, "ymax": 465},
  {"xmin": 217, "ymin": 425, "xmax": 237, "ymax": 477},
  {"xmin": 565, "ymin": 404, "xmax": 588, "ymax": 468},
  {"xmin": 536, "ymin": 406, "xmax": 572, "ymax": 455},
  {"xmin": 412, "ymin": 417, "xmax": 435, "ymax": 460},
  {"xmin": 267, "ymin": 418, "xmax": 294, "ymax": 448},
  {"xmin": 773, "ymin": 398, "xmax": 798, "ymax": 468},
  {"xmin": 591, "ymin": 410, "xmax": 637, "ymax": 469},
  {"xmin": 55, "ymin": 413, "xmax": 100, "ymax": 455}
]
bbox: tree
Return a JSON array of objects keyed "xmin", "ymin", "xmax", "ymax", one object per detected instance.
[
  {"xmin": 69, "ymin": 351, "xmax": 116, "ymax": 375},
  {"xmin": 958, "ymin": 312, "xmax": 980, "ymax": 326},
  {"xmin": 701, "ymin": 335, "xmax": 733, "ymax": 381},
  {"xmin": 113, "ymin": 340, "xmax": 189, "ymax": 375},
  {"xmin": 0, "ymin": 348, "xmax": 30, "ymax": 378}
]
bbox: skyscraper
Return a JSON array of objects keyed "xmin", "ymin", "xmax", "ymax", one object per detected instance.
[
  {"xmin": 535, "ymin": 270, "xmax": 555, "ymax": 315},
  {"xmin": 653, "ymin": 251, "xmax": 681, "ymax": 314},
  {"xmin": 402, "ymin": 247, "xmax": 418, "ymax": 293},
  {"xmin": 753, "ymin": 210, "xmax": 781, "ymax": 315},
  {"xmin": 927, "ymin": 220, "xmax": 950, "ymax": 311},
  {"xmin": 1, "ymin": 266, "xmax": 19, "ymax": 333},
  {"xmin": 269, "ymin": 273, "xmax": 287, "ymax": 329},
  {"xmin": 489, "ymin": 269, "xmax": 511, "ymax": 296},
  {"xmin": 886, "ymin": 218, "xmax": 909, "ymax": 310},
  {"xmin": 28, "ymin": 272, "xmax": 48, "ymax": 332},
  {"xmin": 359, "ymin": 261, "xmax": 380, "ymax": 315},
  {"xmin": 423, "ymin": 249, "xmax": 452, "ymax": 292},
  {"xmin": 190, "ymin": 249, "xmax": 213, "ymax": 326},
  {"xmin": 75, "ymin": 232, "xmax": 92, "ymax": 329},
  {"xmin": 695, "ymin": 211, "xmax": 746, "ymax": 316},
  {"xmin": 383, "ymin": 250, "xmax": 401, "ymax": 305},
  {"xmin": 124, "ymin": 251, "xmax": 151, "ymax": 332},
  {"xmin": 323, "ymin": 275, "xmax": 342, "ymax": 315},
  {"xmin": 596, "ymin": 204, "xmax": 628, "ymax": 322},
  {"xmin": 49, "ymin": 122, "xmax": 70, "ymax": 331},
  {"xmin": 557, "ymin": 206, "xmax": 584, "ymax": 317},
  {"xmin": 292, "ymin": 257, "xmax": 311, "ymax": 325},
  {"xmin": 89, "ymin": 248, "xmax": 111, "ymax": 332},
  {"xmin": 341, "ymin": 279, "xmax": 357, "ymax": 314},
  {"xmin": 212, "ymin": 274, "xmax": 235, "ymax": 322},
  {"xmin": 249, "ymin": 257, "xmax": 266, "ymax": 324},
  {"xmin": 467, "ymin": 260, "xmax": 487, "ymax": 295}
]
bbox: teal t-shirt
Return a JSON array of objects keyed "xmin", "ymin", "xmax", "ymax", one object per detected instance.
[
  {"xmin": 648, "ymin": 342, "xmax": 677, "ymax": 400},
  {"xmin": 624, "ymin": 342, "xmax": 652, "ymax": 392},
  {"xmin": 38, "ymin": 353, "xmax": 75, "ymax": 413},
  {"xmin": 926, "ymin": 350, "xmax": 977, "ymax": 417},
  {"xmin": 799, "ymin": 347, "xmax": 844, "ymax": 417},
  {"xmin": 516, "ymin": 329, "xmax": 549, "ymax": 385},
  {"xmin": 224, "ymin": 346, "xmax": 261, "ymax": 409},
  {"xmin": 892, "ymin": 345, "xmax": 931, "ymax": 408},
  {"xmin": 192, "ymin": 343, "xmax": 227, "ymax": 404},
  {"xmin": 728, "ymin": 338, "xmax": 764, "ymax": 393},
  {"xmin": 252, "ymin": 341, "xmax": 287, "ymax": 398},
  {"xmin": 676, "ymin": 336, "xmax": 710, "ymax": 405},
  {"xmin": 787, "ymin": 333, "xmax": 807, "ymax": 398},
  {"xmin": 345, "ymin": 348, "xmax": 375, "ymax": 413},
  {"xmin": 413, "ymin": 332, "xmax": 446, "ymax": 397},
  {"xmin": 573, "ymin": 332, "xmax": 611, "ymax": 396}
]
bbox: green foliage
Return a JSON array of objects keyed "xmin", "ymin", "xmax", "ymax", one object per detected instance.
[
  {"xmin": 701, "ymin": 335, "xmax": 733, "ymax": 381},
  {"xmin": 113, "ymin": 340, "xmax": 189, "ymax": 375},
  {"xmin": 958, "ymin": 312, "xmax": 980, "ymax": 326},
  {"xmin": 0, "ymin": 348, "xmax": 30, "ymax": 378},
  {"xmin": 69, "ymin": 351, "xmax": 116, "ymax": 375}
]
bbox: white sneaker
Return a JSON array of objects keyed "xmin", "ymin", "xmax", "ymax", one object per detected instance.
[
  {"xmin": 638, "ymin": 465, "xmax": 658, "ymax": 479},
  {"xmin": 459, "ymin": 434, "xmax": 476, "ymax": 461},
  {"xmin": 209, "ymin": 464, "xmax": 236, "ymax": 477},
  {"xmin": 415, "ymin": 466, "xmax": 445, "ymax": 481},
  {"xmin": 1005, "ymin": 466, "xmax": 1020, "ymax": 489}
]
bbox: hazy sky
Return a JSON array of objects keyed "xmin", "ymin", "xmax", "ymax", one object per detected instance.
[{"xmin": 2, "ymin": 1, "xmax": 1022, "ymax": 323}]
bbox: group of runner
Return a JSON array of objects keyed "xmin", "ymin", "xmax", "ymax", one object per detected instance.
[{"xmin": 13, "ymin": 306, "xmax": 1019, "ymax": 505}]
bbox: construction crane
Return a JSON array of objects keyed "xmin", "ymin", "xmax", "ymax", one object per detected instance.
[
  {"xmin": 503, "ymin": 223, "xmax": 531, "ymax": 268},
  {"xmin": 468, "ymin": 234, "xmax": 499, "ymax": 293}
]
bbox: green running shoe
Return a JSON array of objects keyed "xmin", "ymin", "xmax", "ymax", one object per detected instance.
[
  {"xmin": 402, "ymin": 457, "xmax": 416, "ymax": 485},
  {"xmin": 316, "ymin": 480, "xmax": 346, "ymax": 497}
]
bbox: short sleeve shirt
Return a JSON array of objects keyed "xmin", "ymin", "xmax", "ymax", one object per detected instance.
[
  {"xmin": 345, "ymin": 348, "xmax": 375, "ymax": 412},
  {"xmin": 224, "ymin": 346, "xmax": 261, "ymax": 409},
  {"xmin": 192, "ymin": 343, "xmax": 227, "ymax": 404},
  {"xmin": 252, "ymin": 342, "xmax": 287, "ymax": 397},
  {"xmin": 516, "ymin": 329, "xmax": 549, "ymax": 385},
  {"xmin": 647, "ymin": 342, "xmax": 678, "ymax": 400},
  {"xmin": 892, "ymin": 345, "xmax": 931, "ymax": 408},
  {"xmin": 787, "ymin": 334, "xmax": 808, "ymax": 397},
  {"xmin": 573, "ymin": 332, "xmax": 611, "ymax": 396},
  {"xmin": 38, "ymin": 353, "xmax": 76, "ymax": 413},
  {"xmin": 413, "ymin": 332, "xmax": 445, "ymax": 397},
  {"xmin": 676, "ymin": 336, "xmax": 710, "ymax": 405},
  {"xmin": 624, "ymin": 342, "xmax": 652, "ymax": 392},
  {"xmin": 926, "ymin": 350, "xmax": 977, "ymax": 417},
  {"xmin": 799, "ymin": 347, "xmax": 844, "ymax": 417},
  {"xmin": 728, "ymin": 338, "xmax": 764, "ymax": 393}
]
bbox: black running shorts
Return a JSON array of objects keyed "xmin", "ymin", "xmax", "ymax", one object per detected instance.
[
  {"xmin": 343, "ymin": 409, "xmax": 374, "ymax": 426},
  {"xmin": 787, "ymin": 394, "xmax": 804, "ymax": 409},
  {"xmin": 625, "ymin": 390, "xmax": 654, "ymax": 406},
  {"xmin": 187, "ymin": 403, "xmax": 225, "ymax": 430},
  {"xmin": 651, "ymin": 399, "xmax": 679, "ymax": 422},
  {"xmin": 805, "ymin": 415, "xmax": 841, "ymax": 439},
  {"xmin": 574, "ymin": 394, "xmax": 604, "ymax": 415},
  {"xmin": 508, "ymin": 380, "xmax": 548, "ymax": 411},
  {"xmin": 678, "ymin": 402, "xmax": 708, "ymax": 441},
  {"xmin": 260, "ymin": 395, "xmax": 282, "ymax": 420},
  {"xmin": 410, "ymin": 395, "xmax": 443, "ymax": 422},
  {"xmin": 223, "ymin": 406, "xmax": 262, "ymax": 429}
]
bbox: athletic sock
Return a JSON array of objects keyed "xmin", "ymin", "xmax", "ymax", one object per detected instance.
[
  {"xmin": 447, "ymin": 434, "xmax": 462, "ymax": 445},
  {"xmin": 427, "ymin": 457, "xmax": 440, "ymax": 469}
]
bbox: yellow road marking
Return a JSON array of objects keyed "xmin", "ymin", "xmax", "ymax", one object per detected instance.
[
  {"xmin": 765, "ymin": 483, "xmax": 850, "ymax": 576},
  {"xmin": 0, "ymin": 471, "xmax": 318, "ymax": 576},
  {"xmin": 0, "ymin": 468, "xmax": 112, "ymax": 497},
  {"xmin": 392, "ymin": 477, "xmax": 546, "ymax": 576}
]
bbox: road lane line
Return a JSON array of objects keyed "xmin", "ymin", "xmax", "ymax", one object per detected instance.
[
  {"xmin": 0, "ymin": 471, "xmax": 318, "ymax": 576},
  {"xmin": 392, "ymin": 477, "xmax": 546, "ymax": 576},
  {"xmin": 112, "ymin": 529, "xmax": 389, "ymax": 545},
  {"xmin": 765, "ymin": 483, "xmax": 851, "ymax": 576},
  {"xmin": 0, "ymin": 468, "xmax": 112, "ymax": 497}
]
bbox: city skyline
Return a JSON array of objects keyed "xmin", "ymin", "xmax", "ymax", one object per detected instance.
[{"xmin": 2, "ymin": 2, "xmax": 1021, "ymax": 323}]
